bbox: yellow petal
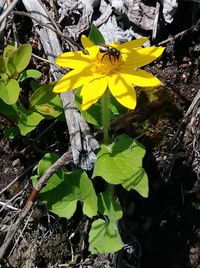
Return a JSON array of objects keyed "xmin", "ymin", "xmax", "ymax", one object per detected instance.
[
  {"xmin": 53, "ymin": 68, "xmax": 96, "ymax": 93},
  {"xmin": 81, "ymin": 76, "xmax": 107, "ymax": 110},
  {"xmin": 124, "ymin": 46, "xmax": 165, "ymax": 68},
  {"xmin": 81, "ymin": 35, "xmax": 94, "ymax": 49},
  {"xmin": 81, "ymin": 35, "xmax": 99, "ymax": 59},
  {"xmin": 115, "ymin": 37, "xmax": 149, "ymax": 52},
  {"xmin": 119, "ymin": 68, "xmax": 162, "ymax": 87},
  {"xmin": 108, "ymin": 74, "xmax": 136, "ymax": 109},
  {"xmin": 55, "ymin": 51, "xmax": 91, "ymax": 69}
]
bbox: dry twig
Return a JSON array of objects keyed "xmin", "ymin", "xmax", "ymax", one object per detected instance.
[
  {"xmin": 0, "ymin": 149, "xmax": 72, "ymax": 260},
  {"xmin": 0, "ymin": 0, "xmax": 20, "ymax": 25},
  {"xmin": 157, "ymin": 18, "xmax": 200, "ymax": 46}
]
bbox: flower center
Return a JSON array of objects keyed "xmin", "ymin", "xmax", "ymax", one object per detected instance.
[{"xmin": 92, "ymin": 52, "xmax": 123, "ymax": 75}]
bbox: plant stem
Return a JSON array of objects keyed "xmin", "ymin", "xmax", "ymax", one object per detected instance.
[
  {"xmin": 101, "ymin": 88, "xmax": 110, "ymax": 145},
  {"xmin": 108, "ymin": 184, "xmax": 114, "ymax": 198}
]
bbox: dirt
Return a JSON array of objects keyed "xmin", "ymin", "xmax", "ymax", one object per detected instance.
[{"xmin": 0, "ymin": 2, "xmax": 200, "ymax": 268}]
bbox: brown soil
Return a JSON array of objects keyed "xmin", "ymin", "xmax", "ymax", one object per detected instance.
[{"xmin": 0, "ymin": 2, "xmax": 200, "ymax": 268}]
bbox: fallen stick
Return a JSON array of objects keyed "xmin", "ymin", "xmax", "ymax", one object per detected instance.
[
  {"xmin": 0, "ymin": 0, "xmax": 19, "ymax": 25},
  {"xmin": 157, "ymin": 18, "xmax": 200, "ymax": 46},
  {"xmin": 21, "ymin": 0, "xmax": 99, "ymax": 171},
  {"xmin": 0, "ymin": 149, "xmax": 72, "ymax": 260}
]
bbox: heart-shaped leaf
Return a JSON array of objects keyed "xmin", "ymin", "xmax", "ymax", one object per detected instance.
[
  {"xmin": 32, "ymin": 153, "xmax": 98, "ymax": 219},
  {"xmin": 89, "ymin": 219, "xmax": 124, "ymax": 254},
  {"xmin": 93, "ymin": 134, "xmax": 149, "ymax": 197},
  {"xmin": 18, "ymin": 108, "xmax": 44, "ymax": 136},
  {"xmin": 7, "ymin": 44, "xmax": 32, "ymax": 75},
  {"xmin": 0, "ymin": 79, "xmax": 20, "ymax": 105}
]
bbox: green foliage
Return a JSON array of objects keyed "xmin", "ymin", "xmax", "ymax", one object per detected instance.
[
  {"xmin": 76, "ymin": 89, "xmax": 127, "ymax": 128},
  {"xmin": 32, "ymin": 153, "xmax": 98, "ymax": 219},
  {"xmin": 4, "ymin": 126, "xmax": 20, "ymax": 139},
  {"xmin": 98, "ymin": 186, "xmax": 123, "ymax": 222},
  {"xmin": 0, "ymin": 33, "xmax": 151, "ymax": 256},
  {"xmin": 7, "ymin": 44, "xmax": 32, "ymax": 75},
  {"xmin": 75, "ymin": 88, "xmax": 102, "ymax": 127},
  {"xmin": 30, "ymin": 83, "xmax": 56, "ymax": 105},
  {"xmin": 3, "ymin": 45, "xmax": 16, "ymax": 62},
  {"xmin": 0, "ymin": 44, "xmax": 64, "ymax": 137},
  {"xmin": 89, "ymin": 186, "xmax": 124, "ymax": 253},
  {"xmin": 30, "ymin": 82, "xmax": 63, "ymax": 118},
  {"xmin": 18, "ymin": 107, "xmax": 44, "ymax": 136},
  {"xmin": 89, "ymin": 219, "xmax": 124, "ymax": 254},
  {"xmin": 0, "ymin": 57, "xmax": 7, "ymax": 77},
  {"xmin": 0, "ymin": 79, "xmax": 21, "ymax": 105},
  {"xmin": 0, "ymin": 44, "xmax": 33, "ymax": 106},
  {"xmin": 192, "ymin": 203, "xmax": 200, "ymax": 210},
  {"xmin": 0, "ymin": 99, "xmax": 19, "ymax": 122},
  {"xmin": 31, "ymin": 153, "xmax": 126, "ymax": 253},
  {"xmin": 18, "ymin": 69, "xmax": 42, "ymax": 82},
  {"xmin": 93, "ymin": 134, "xmax": 149, "ymax": 197},
  {"xmin": 89, "ymin": 24, "xmax": 105, "ymax": 45},
  {"xmin": 30, "ymin": 134, "xmax": 148, "ymax": 254}
]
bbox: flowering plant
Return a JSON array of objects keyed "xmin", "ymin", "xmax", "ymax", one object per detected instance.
[
  {"xmin": 53, "ymin": 35, "xmax": 164, "ymax": 110},
  {"xmin": 39, "ymin": 28, "xmax": 165, "ymax": 254}
]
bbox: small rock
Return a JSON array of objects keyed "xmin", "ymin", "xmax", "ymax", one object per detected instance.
[
  {"xmin": 12, "ymin": 159, "xmax": 20, "ymax": 167},
  {"xmin": 4, "ymin": 168, "xmax": 9, "ymax": 174}
]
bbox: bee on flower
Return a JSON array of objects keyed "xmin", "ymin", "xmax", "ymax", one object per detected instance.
[
  {"xmin": 99, "ymin": 45, "xmax": 121, "ymax": 62},
  {"xmin": 53, "ymin": 35, "xmax": 164, "ymax": 111}
]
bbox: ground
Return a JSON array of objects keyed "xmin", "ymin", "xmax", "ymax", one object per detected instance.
[{"xmin": 0, "ymin": 1, "xmax": 200, "ymax": 268}]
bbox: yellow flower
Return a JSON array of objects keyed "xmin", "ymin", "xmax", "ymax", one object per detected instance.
[{"xmin": 53, "ymin": 35, "xmax": 164, "ymax": 110}]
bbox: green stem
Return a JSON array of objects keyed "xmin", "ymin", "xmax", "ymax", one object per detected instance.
[
  {"xmin": 108, "ymin": 184, "xmax": 114, "ymax": 198},
  {"xmin": 101, "ymin": 88, "xmax": 110, "ymax": 145}
]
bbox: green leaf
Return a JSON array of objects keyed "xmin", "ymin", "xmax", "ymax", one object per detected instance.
[
  {"xmin": 3, "ymin": 45, "xmax": 16, "ymax": 61},
  {"xmin": 0, "ymin": 57, "xmax": 6, "ymax": 76},
  {"xmin": 98, "ymin": 187, "xmax": 123, "ymax": 223},
  {"xmin": 30, "ymin": 83, "xmax": 63, "ymax": 118},
  {"xmin": 122, "ymin": 169, "xmax": 148, "ymax": 195},
  {"xmin": 35, "ymin": 95, "xmax": 63, "ymax": 118},
  {"xmin": 18, "ymin": 69, "xmax": 42, "ymax": 82},
  {"xmin": 89, "ymin": 219, "xmax": 124, "ymax": 254},
  {"xmin": 75, "ymin": 89, "xmax": 127, "ymax": 128},
  {"xmin": 93, "ymin": 134, "xmax": 149, "ymax": 197},
  {"xmin": 37, "ymin": 153, "xmax": 60, "ymax": 177},
  {"xmin": 35, "ymin": 103, "xmax": 57, "ymax": 116},
  {"xmin": 4, "ymin": 126, "xmax": 20, "ymax": 139},
  {"xmin": 89, "ymin": 24, "xmax": 105, "ymax": 45},
  {"xmin": 109, "ymin": 94, "xmax": 128, "ymax": 121},
  {"xmin": 18, "ymin": 108, "xmax": 44, "ymax": 136},
  {"xmin": 192, "ymin": 203, "xmax": 200, "ymax": 210},
  {"xmin": 3, "ymin": 45, "xmax": 16, "ymax": 77},
  {"xmin": 0, "ymin": 79, "xmax": 21, "ymax": 105},
  {"xmin": 30, "ymin": 83, "xmax": 56, "ymax": 106},
  {"xmin": 32, "ymin": 153, "xmax": 98, "ymax": 219},
  {"xmin": 89, "ymin": 186, "xmax": 124, "ymax": 254},
  {"xmin": 0, "ymin": 100, "xmax": 19, "ymax": 121},
  {"xmin": 0, "ymin": 80, "xmax": 8, "ymax": 103},
  {"xmin": 30, "ymin": 80, "xmax": 42, "ymax": 91},
  {"xmin": 75, "ymin": 89, "xmax": 102, "ymax": 127},
  {"xmin": 7, "ymin": 44, "xmax": 32, "ymax": 74}
]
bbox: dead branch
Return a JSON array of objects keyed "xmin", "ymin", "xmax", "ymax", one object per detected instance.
[
  {"xmin": 0, "ymin": 0, "xmax": 19, "ymax": 25},
  {"xmin": 157, "ymin": 17, "xmax": 200, "ymax": 46},
  {"xmin": 0, "ymin": 162, "xmax": 37, "ymax": 196},
  {"xmin": 0, "ymin": 149, "xmax": 72, "ymax": 260},
  {"xmin": 13, "ymin": 10, "xmax": 83, "ymax": 51},
  {"xmin": 21, "ymin": 0, "xmax": 99, "ymax": 170},
  {"xmin": 170, "ymin": 89, "xmax": 200, "ymax": 150}
]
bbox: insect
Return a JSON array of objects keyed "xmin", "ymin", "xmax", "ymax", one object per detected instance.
[{"xmin": 99, "ymin": 45, "xmax": 121, "ymax": 62}]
